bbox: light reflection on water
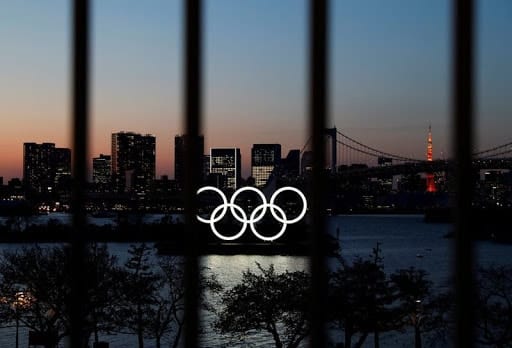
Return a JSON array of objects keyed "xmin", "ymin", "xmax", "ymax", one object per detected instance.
[
  {"xmin": 0, "ymin": 214, "xmax": 510, "ymax": 347},
  {"xmin": 200, "ymin": 255, "xmax": 309, "ymax": 348}
]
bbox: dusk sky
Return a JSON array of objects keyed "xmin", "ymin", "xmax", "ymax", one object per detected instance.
[{"xmin": 0, "ymin": 1, "xmax": 510, "ymax": 180}]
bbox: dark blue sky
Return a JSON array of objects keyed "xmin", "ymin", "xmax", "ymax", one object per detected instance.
[{"xmin": 0, "ymin": 0, "xmax": 510, "ymax": 178}]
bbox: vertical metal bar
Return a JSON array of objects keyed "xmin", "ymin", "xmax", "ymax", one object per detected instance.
[
  {"xmin": 71, "ymin": 0, "xmax": 89, "ymax": 347},
  {"xmin": 183, "ymin": 0, "xmax": 202, "ymax": 347},
  {"xmin": 309, "ymin": 0, "xmax": 328, "ymax": 346},
  {"xmin": 452, "ymin": 0, "xmax": 475, "ymax": 347}
]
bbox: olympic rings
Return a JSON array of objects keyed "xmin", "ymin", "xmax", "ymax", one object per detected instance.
[{"xmin": 196, "ymin": 186, "xmax": 308, "ymax": 242}]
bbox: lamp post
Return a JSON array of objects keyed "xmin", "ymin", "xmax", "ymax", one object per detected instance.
[
  {"xmin": 15, "ymin": 305, "xmax": 19, "ymax": 348},
  {"xmin": 412, "ymin": 299, "xmax": 424, "ymax": 348},
  {"xmin": 14, "ymin": 292, "xmax": 22, "ymax": 348},
  {"xmin": 12, "ymin": 291, "xmax": 32, "ymax": 348}
]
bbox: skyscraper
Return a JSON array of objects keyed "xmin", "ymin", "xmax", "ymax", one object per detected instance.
[
  {"xmin": 111, "ymin": 132, "xmax": 155, "ymax": 195},
  {"xmin": 53, "ymin": 147, "xmax": 71, "ymax": 186},
  {"xmin": 251, "ymin": 144, "xmax": 281, "ymax": 187},
  {"xmin": 203, "ymin": 155, "xmax": 210, "ymax": 180},
  {"xmin": 92, "ymin": 154, "xmax": 112, "ymax": 184},
  {"xmin": 23, "ymin": 142, "xmax": 71, "ymax": 193},
  {"xmin": 210, "ymin": 148, "xmax": 241, "ymax": 190},
  {"xmin": 282, "ymin": 149, "xmax": 300, "ymax": 177},
  {"xmin": 301, "ymin": 150, "xmax": 313, "ymax": 174},
  {"xmin": 174, "ymin": 134, "xmax": 204, "ymax": 189}
]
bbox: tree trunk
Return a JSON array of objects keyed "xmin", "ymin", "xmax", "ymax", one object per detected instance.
[
  {"xmin": 270, "ymin": 327, "xmax": 283, "ymax": 348},
  {"xmin": 94, "ymin": 323, "xmax": 99, "ymax": 343},
  {"xmin": 354, "ymin": 332, "xmax": 368, "ymax": 348},
  {"xmin": 137, "ymin": 306, "xmax": 144, "ymax": 348},
  {"xmin": 373, "ymin": 330, "xmax": 380, "ymax": 348},
  {"xmin": 138, "ymin": 330, "xmax": 144, "ymax": 348},
  {"xmin": 156, "ymin": 336, "xmax": 161, "ymax": 348},
  {"xmin": 415, "ymin": 326, "xmax": 422, "ymax": 348},
  {"xmin": 172, "ymin": 323, "xmax": 183, "ymax": 348},
  {"xmin": 344, "ymin": 328, "xmax": 352, "ymax": 348}
]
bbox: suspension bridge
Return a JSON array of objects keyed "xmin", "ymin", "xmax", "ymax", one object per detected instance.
[{"xmin": 299, "ymin": 127, "xmax": 512, "ymax": 178}]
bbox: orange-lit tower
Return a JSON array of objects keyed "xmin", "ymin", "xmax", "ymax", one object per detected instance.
[{"xmin": 426, "ymin": 125, "xmax": 436, "ymax": 192}]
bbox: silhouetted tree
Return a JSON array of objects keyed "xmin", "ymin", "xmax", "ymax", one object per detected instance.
[
  {"xmin": 0, "ymin": 244, "xmax": 122, "ymax": 347},
  {"xmin": 115, "ymin": 245, "xmax": 221, "ymax": 348},
  {"xmin": 115, "ymin": 243, "xmax": 160, "ymax": 348},
  {"xmin": 476, "ymin": 265, "xmax": 512, "ymax": 347},
  {"xmin": 390, "ymin": 268, "xmax": 430, "ymax": 348},
  {"xmin": 425, "ymin": 290, "xmax": 455, "ymax": 346},
  {"xmin": 215, "ymin": 263, "xmax": 311, "ymax": 348},
  {"xmin": 152, "ymin": 256, "xmax": 221, "ymax": 348},
  {"xmin": 390, "ymin": 267, "xmax": 454, "ymax": 348},
  {"xmin": 329, "ymin": 244, "xmax": 395, "ymax": 348},
  {"xmin": 84, "ymin": 243, "xmax": 125, "ymax": 345},
  {"xmin": 0, "ymin": 246, "xmax": 70, "ymax": 348},
  {"xmin": 0, "ymin": 244, "xmax": 124, "ymax": 348}
]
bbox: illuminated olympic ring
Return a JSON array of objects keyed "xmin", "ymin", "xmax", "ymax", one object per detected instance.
[{"xmin": 197, "ymin": 186, "xmax": 307, "ymax": 242}]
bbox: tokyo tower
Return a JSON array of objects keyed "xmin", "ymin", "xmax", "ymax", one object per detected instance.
[{"xmin": 426, "ymin": 124, "xmax": 436, "ymax": 192}]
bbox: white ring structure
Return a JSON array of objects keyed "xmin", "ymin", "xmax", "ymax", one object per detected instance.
[{"xmin": 196, "ymin": 186, "xmax": 308, "ymax": 242}]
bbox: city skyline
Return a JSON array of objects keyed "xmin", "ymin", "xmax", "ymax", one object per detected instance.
[
  {"xmin": 1, "ymin": 1, "xmax": 511, "ymax": 180},
  {"xmin": 8, "ymin": 133, "xmax": 305, "ymax": 183},
  {"xmin": 1, "ymin": 133, "xmax": 305, "ymax": 182}
]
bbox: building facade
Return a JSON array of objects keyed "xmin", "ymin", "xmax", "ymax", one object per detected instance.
[
  {"xmin": 282, "ymin": 149, "xmax": 300, "ymax": 177},
  {"xmin": 251, "ymin": 144, "xmax": 281, "ymax": 187},
  {"xmin": 53, "ymin": 148, "xmax": 71, "ymax": 187},
  {"xmin": 111, "ymin": 132, "xmax": 155, "ymax": 195},
  {"xmin": 301, "ymin": 150, "xmax": 313, "ymax": 174},
  {"xmin": 210, "ymin": 148, "xmax": 241, "ymax": 190},
  {"xmin": 92, "ymin": 154, "xmax": 112, "ymax": 184},
  {"xmin": 23, "ymin": 142, "xmax": 71, "ymax": 194},
  {"xmin": 174, "ymin": 134, "xmax": 204, "ymax": 189}
]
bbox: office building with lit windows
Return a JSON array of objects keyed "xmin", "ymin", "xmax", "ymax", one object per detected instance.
[
  {"xmin": 210, "ymin": 148, "xmax": 241, "ymax": 190},
  {"xmin": 92, "ymin": 154, "xmax": 112, "ymax": 184},
  {"xmin": 251, "ymin": 144, "xmax": 281, "ymax": 187},
  {"xmin": 111, "ymin": 132, "xmax": 155, "ymax": 195},
  {"xmin": 53, "ymin": 147, "xmax": 71, "ymax": 187},
  {"xmin": 23, "ymin": 142, "xmax": 71, "ymax": 193}
]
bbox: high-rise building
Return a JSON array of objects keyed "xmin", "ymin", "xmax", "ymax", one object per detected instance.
[
  {"xmin": 251, "ymin": 144, "xmax": 281, "ymax": 187},
  {"xmin": 174, "ymin": 134, "xmax": 204, "ymax": 188},
  {"xmin": 282, "ymin": 149, "xmax": 300, "ymax": 177},
  {"xmin": 92, "ymin": 154, "xmax": 112, "ymax": 184},
  {"xmin": 53, "ymin": 148, "xmax": 71, "ymax": 186},
  {"xmin": 23, "ymin": 142, "xmax": 71, "ymax": 193},
  {"xmin": 301, "ymin": 151, "xmax": 313, "ymax": 174},
  {"xmin": 203, "ymin": 155, "xmax": 210, "ymax": 180},
  {"xmin": 210, "ymin": 148, "xmax": 241, "ymax": 190},
  {"xmin": 111, "ymin": 132, "xmax": 155, "ymax": 195},
  {"xmin": 24, "ymin": 142, "xmax": 54, "ymax": 193}
]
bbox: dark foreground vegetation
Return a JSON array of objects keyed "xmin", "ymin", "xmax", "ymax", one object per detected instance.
[
  {"xmin": 0, "ymin": 244, "xmax": 221, "ymax": 348},
  {"xmin": 216, "ymin": 246, "xmax": 512, "ymax": 348},
  {"xmin": 0, "ymin": 243, "xmax": 509, "ymax": 347}
]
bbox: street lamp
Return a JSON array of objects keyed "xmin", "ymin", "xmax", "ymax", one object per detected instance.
[
  {"xmin": 12, "ymin": 291, "xmax": 33, "ymax": 348},
  {"xmin": 412, "ymin": 299, "xmax": 424, "ymax": 348}
]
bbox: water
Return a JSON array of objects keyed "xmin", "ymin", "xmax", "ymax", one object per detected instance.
[
  {"xmin": 0, "ymin": 214, "xmax": 510, "ymax": 347},
  {"xmin": 328, "ymin": 215, "xmax": 454, "ymax": 286}
]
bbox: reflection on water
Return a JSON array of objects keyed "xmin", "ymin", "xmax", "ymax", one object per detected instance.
[{"xmin": 200, "ymin": 255, "xmax": 309, "ymax": 348}]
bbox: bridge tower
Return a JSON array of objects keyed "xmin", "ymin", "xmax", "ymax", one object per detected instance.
[
  {"xmin": 426, "ymin": 125, "xmax": 436, "ymax": 192},
  {"xmin": 325, "ymin": 128, "xmax": 337, "ymax": 173}
]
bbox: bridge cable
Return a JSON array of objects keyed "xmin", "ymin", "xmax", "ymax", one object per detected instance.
[{"xmin": 336, "ymin": 130, "xmax": 423, "ymax": 162}]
